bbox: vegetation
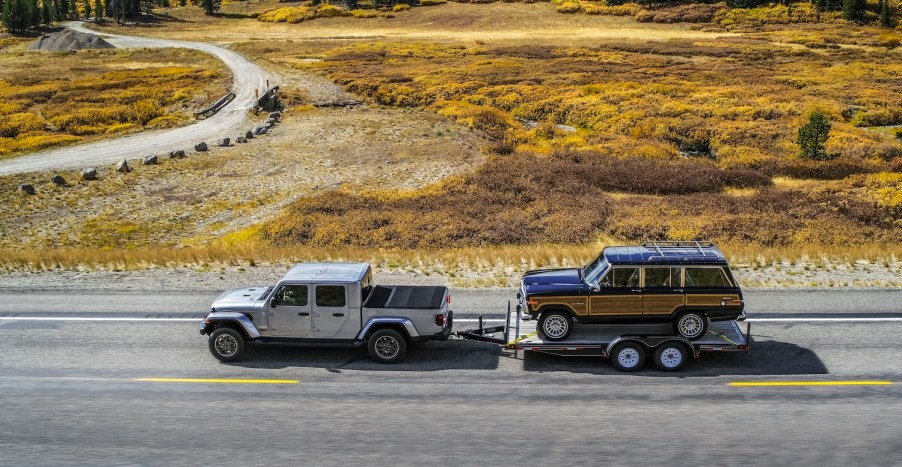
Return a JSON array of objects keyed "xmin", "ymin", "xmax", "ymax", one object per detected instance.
[
  {"xmin": 2, "ymin": 0, "xmax": 38, "ymax": 32},
  {"xmin": 797, "ymin": 110, "xmax": 832, "ymax": 160},
  {"xmin": 0, "ymin": 47, "xmax": 228, "ymax": 159}
]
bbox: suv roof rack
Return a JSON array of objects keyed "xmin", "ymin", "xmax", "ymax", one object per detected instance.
[{"xmin": 642, "ymin": 240, "xmax": 716, "ymax": 258}]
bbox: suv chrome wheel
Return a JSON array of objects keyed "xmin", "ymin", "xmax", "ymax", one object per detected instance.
[
  {"xmin": 676, "ymin": 312, "xmax": 707, "ymax": 340},
  {"xmin": 208, "ymin": 327, "xmax": 246, "ymax": 362},
  {"xmin": 374, "ymin": 335, "xmax": 400, "ymax": 360},
  {"xmin": 214, "ymin": 334, "xmax": 239, "ymax": 357},
  {"xmin": 539, "ymin": 311, "xmax": 573, "ymax": 341}
]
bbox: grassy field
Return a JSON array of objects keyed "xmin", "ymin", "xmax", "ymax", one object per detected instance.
[
  {"xmin": 1, "ymin": 1, "xmax": 900, "ymax": 284},
  {"xmin": 0, "ymin": 41, "xmax": 228, "ymax": 159}
]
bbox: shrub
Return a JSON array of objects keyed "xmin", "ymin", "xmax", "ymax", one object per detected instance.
[
  {"xmin": 351, "ymin": 8, "xmax": 378, "ymax": 17},
  {"xmin": 392, "ymin": 3, "xmax": 411, "ymax": 11},
  {"xmin": 779, "ymin": 157, "xmax": 876, "ymax": 179},
  {"xmin": 419, "ymin": 0, "xmax": 446, "ymax": 5},
  {"xmin": 556, "ymin": 2, "xmax": 581, "ymax": 13},
  {"xmin": 798, "ymin": 110, "xmax": 833, "ymax": 160}
]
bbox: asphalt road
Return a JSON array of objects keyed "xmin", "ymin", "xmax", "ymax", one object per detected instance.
[
  {"xmin": 1, "ymin": 289, "xmax": 902, "ymax": 465},
  {"xmin": 0, "ymin": 22, "xmax": 276, "ymax": 176}
]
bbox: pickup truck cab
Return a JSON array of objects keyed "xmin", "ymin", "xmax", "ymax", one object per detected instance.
[
  {"xmin": 200, "ymin": 262, "xmax": 453, "ymax": 363},
  {"xmin": 518, "ymin": 241, "xmax": 744, "ymax": 342}
]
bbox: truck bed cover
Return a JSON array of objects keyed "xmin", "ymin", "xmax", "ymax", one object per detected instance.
[{"xmin": 364, "ymin": 285, "xmax": 447, "ymax": 309}]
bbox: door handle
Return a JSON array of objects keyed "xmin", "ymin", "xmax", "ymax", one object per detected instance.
[
  {"xmin": 332, "ymin": 313, "xmax": 345, "ymax": 317},
  {"xmin": 674, "ymin": 289, "xmax": 684, "ymax": 292},
  {"xmin": 298, "ymin": 312, "xmax": 310, "ymax": 316},
  {"xmin": 631, "ymin": 289, "xmax": 641, "ymax": 293}
]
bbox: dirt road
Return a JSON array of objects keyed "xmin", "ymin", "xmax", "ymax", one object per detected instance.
[{"xmin": 0, "ymin": 21, "xmax": 277, "ymax": 176}]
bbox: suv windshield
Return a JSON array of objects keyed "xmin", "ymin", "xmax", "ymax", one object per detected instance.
[{"xmin": 582, "ymin": 256, "xmax": 609, "ymax": 285}]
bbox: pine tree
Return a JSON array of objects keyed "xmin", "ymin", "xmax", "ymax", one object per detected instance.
[
  {"xmin": 83, "ymin": 0, "xmax": 90, "ymax": 18},
  {"xmin": 41, "ymin": 0, "xmax": 51, "ymax": 23},
  {"xmin": 2, "ymin": 0, "xmax": 34, "ymax": 32},
  {"xmin": 880, "ymin": 0, "xmax": 894, "ymax": 26},
  {"xmin": 198, "ymin": 0, "xmax": 219, "ymax": 15},
  {"xmin": 843, "ymin": 0, "xmax": 866, "ymax": 21},
  {"xmin": 29, "ymin": 0, "xmax": 38, "ymax": 24},
  {"xmin": 797, "ymin": 111, "xmax": 833, "ymax": 160},
  {"xmin": 94, "ymin": 0, "xmax": 100, "ymax": 19}
]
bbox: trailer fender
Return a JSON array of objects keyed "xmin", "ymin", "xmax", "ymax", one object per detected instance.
[
  {"xmin": 202, "ymin": 312, "xmax": 261, "ymax": 339},
  {"xmin": 356, "ymin": 317, "xmax": 419, "ymax": 342}
]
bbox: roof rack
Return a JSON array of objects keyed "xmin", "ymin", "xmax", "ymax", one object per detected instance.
[{"xmin": 642, "ymin": 240, "xmax": 716, "ymax": 257}]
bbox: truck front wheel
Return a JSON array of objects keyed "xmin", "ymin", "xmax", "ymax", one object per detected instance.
[
  {"xmin": 539, "ymin": 310, "xmax": 573, "ymax": 341},
  {"xmin": 368, "ymin": 329, "xmax": 407, "ymax": 364},
  {"xmin": 209, "ymin": 327, "xmax": 246, "ymax": 362}
]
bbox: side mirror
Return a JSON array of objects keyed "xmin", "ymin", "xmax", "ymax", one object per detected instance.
[{"xmin": 269, "ymin": 297, "xmax": 278, "ymax": 308}]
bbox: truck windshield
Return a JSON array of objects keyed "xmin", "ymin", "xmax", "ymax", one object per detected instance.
[{"xmin": 582, "ymin": 256, "xmax": 609, "ymax": 284}]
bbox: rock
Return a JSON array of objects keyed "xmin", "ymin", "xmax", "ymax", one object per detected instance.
[
  {"xmin": 143, "ymin": 155, "xmax": 159, "ymax": 165},
  {"xmin": 169, "ymin": 149, "xmax": 186, "ymax": 158},
  {"xmin": 236, "ymin": 137, "xmax": 247, "ymax": 144},
  {"xmin": 265, "ymin": 118, "xmax": 276, "ymax": 128},
  {"xmin": 195, "ymin": 142, "xmax": 209, "ymax": 152},
  {"xmin": 19, "ymin": 183, "xmax": 35, "ymax": 195},
  {"xmin": 216, "ymin": 138, "xmax": 230, "ymax": 147},
  {"xmin": 245, "ymin": 130, "xmax": 255, "ymax": 140},
  {"xmin": 254, "ymin": 126, "xmax": 268, "ymax": 135},
  {"xmin": 82, "ymin": 168, "xmax": 97, "ymax": 180},
  {"xmin": 556, "ymin": 124, "xmax": 577, "ymax": 133},
  {"xmin": 269, "ymin": 111, "xmax": 281, "ymax": 121},
  {"xmin": 51, "ymin": 175, "xmax": 66, "ymax": 186},
  {"xmin": 116, "ymin": 159, "xmax": 130, "ymax": 173}
]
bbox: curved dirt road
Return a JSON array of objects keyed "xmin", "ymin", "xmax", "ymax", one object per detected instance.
[{"xmin": 0, "ymin": 21, "xmax": 277, "ymax": 176}]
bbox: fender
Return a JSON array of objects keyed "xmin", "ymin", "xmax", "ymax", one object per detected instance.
[
  {"xmin": 355, "ymin": 317, "xmax": 419, "ymax": 342},
  {"xmin": 202, "ymin": 312, "xmax": 261, "ymax": 339}
]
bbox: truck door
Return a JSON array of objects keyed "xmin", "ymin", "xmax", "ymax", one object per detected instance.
[
  {"xmin": 267, "ymin": 284, "xmax": 312, "ymax": 337},
  {"xmin": 589, "ymin": 266, "xmax": 642, "ymax": 320},
  {"xmin": 642, "ymin": 267, "xmax": 685, "ymax": 317},
  {"xmin": 313, "ymin": 285, "xmax": 351, "ymax": 338}
]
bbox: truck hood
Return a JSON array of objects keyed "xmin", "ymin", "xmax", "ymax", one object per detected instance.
[
  {"xmin": 522, "ymin": 268, "xmax": 582, "ymax": 295},
  {"xmin": 210, "ymin": 286, "xmax": 271, "ymax": 312}
]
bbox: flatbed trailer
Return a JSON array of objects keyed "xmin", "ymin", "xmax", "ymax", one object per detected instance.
[{"xmin": 459, "ymin": 305, "xmax": 751, "ymax": 372}]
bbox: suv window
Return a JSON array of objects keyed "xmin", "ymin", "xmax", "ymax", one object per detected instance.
[
  {"xmin": 644, "ymin": 267, "xmax": 682, "ymax": 288},
  {"xmin": 611, "ymin": 267, "xmax": 640, "ymax": 288},
  {"xmin": 276, "ymin": 285, "xmax": 308, "ymax": 306},
  {"xmin": 685, "ymin": 268, "xmax": 731, "ymax": 287},
  {"xmin": 316, "ymin": 285, "xmax": 346, "ymax": 307}
]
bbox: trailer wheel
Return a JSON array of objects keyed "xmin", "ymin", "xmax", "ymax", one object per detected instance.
[
  {"xmin": 654, "ymin": 342, "xmax": 688, "ymax": 372},
  {"xmin": 674, "ymin": 311, "xmax": 708, "ymax": 341},
  {"xmin": 368, "ymin": 329, "xmax": 407, "ymax": 364},
  {"xmin": 611, "ymin": 342, "xmax": 645, "ymax": 372},
  {"xmin": 209, "ymin": 327, "xmax": 245, "ymax": 362},
  {"xmin": 539, "ymin": 310, "xmax": 573, "ymax": 341}
]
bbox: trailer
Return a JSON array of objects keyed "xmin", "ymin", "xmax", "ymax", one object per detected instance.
[{"xmin": 459, "ymin": 305, "xmax": 750, "ymax": 372}]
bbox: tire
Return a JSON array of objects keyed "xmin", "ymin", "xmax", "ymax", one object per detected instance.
[
  {"xmin": 209, "ymin": 327, "xmax": 245, "ymax": 362},
  {"xmin": 538, "ymin": 310, "xmax": 573, "ymax": 341},
  {"xmin": 674, "ymin": 311, "xmax": 708, "ymax": 341},
  {"xmin": 368, "ymin": 328, "xmax": 407, "ymax": 364},
  {"xmin": 611, "ymin": 342, "xmax": 646, "ymax": 372},
  {"xmin": 654, "ymin": 342, "xmax": 688, "ymax": 372}
]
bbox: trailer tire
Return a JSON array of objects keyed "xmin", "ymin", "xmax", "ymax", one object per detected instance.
[
  {"xmin": 674, "ymin": 311, "xmax": 708, "ymax": 341},
  {"xmin": 539, "ymin": 310, "xmax": 573, "ymax": 341},
  {"xmin": 209, "ymin": 327, "xmax": 245, "ymax": 362},
  {"xmin": 611, "ymin": 342, "xmax": 645, "ymax": 372},
  {"xmin": 654, "ymin": 342, "xmax": 688, "ymax": 372},
  {"xmin": 368, "ymin": 328, "xmax": 407, "ymax": 364}
]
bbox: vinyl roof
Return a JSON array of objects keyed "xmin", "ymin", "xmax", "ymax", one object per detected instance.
[
  {"xmin": 602, "ymin": 245, "xmax": 727, "ymax": 265},
  {"xmin": 281, "ymin": 262, "xmax": 370, "ymax": 283}
]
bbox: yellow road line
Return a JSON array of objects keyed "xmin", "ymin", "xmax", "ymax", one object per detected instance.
[
  {"xmin": 135, "ymin": 378, "xmax": 298, "ymax": 384},
  {"xmin": 729, "ymin": 381, "xmax": 892, "ymax": 387}
]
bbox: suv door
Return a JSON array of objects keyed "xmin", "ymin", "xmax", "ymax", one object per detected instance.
[
  {"xmin": 589, "ymin": 266, "xmax": 642, "ymax": 320},
  {"xmin": 313, "ymin": 285, "xmax": 351, "ymax": 338},
  {"xmin": 267, "ymin": 284, "xmax": 312, "ymax": 337},
  {"xmin": 642, "ymin": 266, "xmax": 684, "ymax": 317},
  {"xmin": 684, "ymin": 267, "xmax": 742, "ymax": 318}
]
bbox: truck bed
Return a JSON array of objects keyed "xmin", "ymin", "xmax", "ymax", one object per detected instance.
[{"xmin": 364, "ymin": 285, "xmax": 447, "ymax": 309}]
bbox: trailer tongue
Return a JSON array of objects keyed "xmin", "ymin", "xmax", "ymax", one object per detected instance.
[{"xmin": 459, "ymin": 305, "xmax": 751, "ymax": 372}]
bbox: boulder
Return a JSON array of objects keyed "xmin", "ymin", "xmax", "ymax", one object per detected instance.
[
  {"xmin": 51, "ymin": 175, "xmax": 66, "ymax": 186},
  {"xmin": 245, "ymin": 130, "xmax": 255, "ymax": 140},
  {"xmin": 265, "ymin": 118, "xmax": 276, "ymax": 128},
  {"xmin": 116, "ymin": 159, "xmax": 130, "ymax": 173},
  {"xmin": 19, "ymin": 183, "xmax": 35, "ymax": 195},
  {"xmin": 269, "ymin": 111, "xmax": 282, "ymax": 121},
  {"xmin": 217, "ymin": 138, "xmax": 230, "ymax": 147},
  {"xmin": 169, "ymin": 149, "xmax": 186, "ymax": 158},
  {"xmin": 195, "ymin": 142, "xmax": 209, "ymax": 152},
  {"xmin": 254, "ymin": 126, "xmax": 268, "ymax": 136},
  {"xmin": 236, "ymin": 136, "xmax": 247, "ymax": 144},
  {"xmin": 82, "ymin": 168, "xmax": 97, "ymax": 181},
  {"xmin": 143, "ymin": 155, "xmax": 159, "ymax": 165}
]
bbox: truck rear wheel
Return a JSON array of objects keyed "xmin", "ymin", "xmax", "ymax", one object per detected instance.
[
  {"xmin": 674, "ymin": 311, "xmax": 708, "ymax": 341},
  {"xmin": 611, "ymin": 342, "xmax": 645, "ymax": 372},
  {"xmin": 654, "ymin": 342, "xmax": 688, "ymax": 372},
  {"xmin": 539, "ymin": 310, "xmax": 573, "ymax": 341},
  {"xmin": 209, "ymin": 327, "xmax": 245, "ymax": 362},
  {"xmin": 368, "ymin": 329, "xmax": 407, "ymax": 364}
]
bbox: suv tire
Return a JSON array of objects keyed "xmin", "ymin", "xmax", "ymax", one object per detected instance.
[
  {"xmin": 209, "ymin": 327, "xmax": 245, "ymax": 362},
  {"xmin": 368, "ymin": 328, "xmax": 407, "ymax": 364},
  {"xmin": 674, "ymin": 311, "xmax": 708, "ymax": 340},
  {"xmin": 539, "ymin": 310, "xmax": 573, "ymax": 341},
  {"xmin": 654, "ymin": 342, "xmax": 688, "ymax": 371},
  {"xmin": 611, "ymin": 342, "xmax": 645, "ymax": 372}
]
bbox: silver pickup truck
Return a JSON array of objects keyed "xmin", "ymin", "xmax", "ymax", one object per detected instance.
[{"xmin": 199, "ymin": 262, "xmax": 453, "ymax": 363}]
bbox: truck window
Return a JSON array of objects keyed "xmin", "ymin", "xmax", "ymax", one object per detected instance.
[
  {"xmin": 612, "ymin": 267, "xmax": 640, "ymax": 288},
  {"xmin": 685, "ymin": 268, "xmax": 731, "ymax": 287},
  {"xmin": 276, "ymin": 285, "xmax": 308, "ymax": 306},
  {"xmin": 644, "ymin": 267, "xmax": 683, "ymax": 288},
  {"xmin": 316, "ymin": 285, "xmax": 347, "ymax": 307}
]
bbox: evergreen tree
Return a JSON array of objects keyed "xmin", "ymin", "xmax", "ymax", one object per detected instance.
[
  {"xmin": 83, "ymin": 0, "xmax": 90, "ymax": 17},
  {"xmin": 2, "ymin": 0, "xmax": 34, "ymax": 32},
  {"xmin": 813, "ymin": 0, "xmax": 827, "ymax": 11},
  {"xmin": 41, "ymin": 0, "xmax": 51, "ymax": 23},
  {"xmin": 880, "ymin": 0, "xmax": 894, "ymax": 26},
  {"xmin": 843, "ymin": 0, "xmax": 866, "ymax": 21},
  {"xmin": 198, "ymin": 0, "xmax": 219, "ymax": 15},
  {"xmin": 29, "ymin": 0, "xmax": 38, "ymax": 24},
  {"xmin": 797, "ymin": 111, "xmax": 833, "ymax": 160},
  {"xmin": 94, "ymin": 0, "xmax": 100, "ymax": 19}
]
